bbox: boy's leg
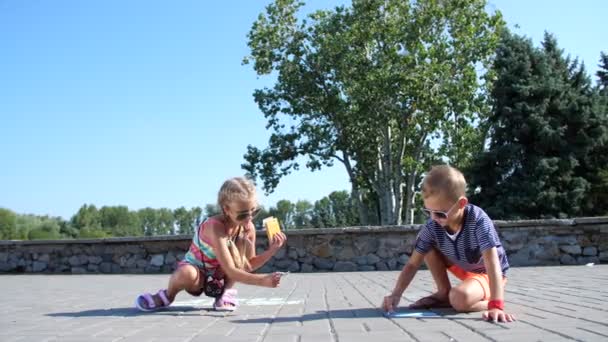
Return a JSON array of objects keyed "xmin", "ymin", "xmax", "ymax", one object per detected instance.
[
  {"xmin": 449, "ymin": 278, "xmax": 487, "ymax": 312},
  {"xmin": 410, "ymin": 248, "xmax": 452, "ymax": 308}
]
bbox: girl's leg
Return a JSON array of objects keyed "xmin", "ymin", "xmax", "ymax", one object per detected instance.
[
  {"xmin": 140, "ymin": 264, "xmax": 201, "ymax": 309},
  {"xmin": 224, "ymin": 277, "xmax": 236, "ymax": 290},
  {"xmin": 215, "ymin": 276, "xmax": 237, "ymax": 309},
  {"xmin": 166, "ymin": 264, "xmax": 202, "ymax": 301}
]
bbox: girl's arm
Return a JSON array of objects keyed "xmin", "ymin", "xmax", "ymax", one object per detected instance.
[
  {"xmin": 207, "ymin": 222, "xmax": 272, "ymax": 286},
  {"xmin": 247, "ymin": 226, "xmax": 286, "ymax": 271}
]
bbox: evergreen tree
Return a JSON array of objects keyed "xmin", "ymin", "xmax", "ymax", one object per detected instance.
[
  {"xmin": 469, "ymin": 32, "xmax": 606, "ymax": 219},
  {"xmin": 597, "ymin": 51, "xmax": 608, "ymax": 92}
]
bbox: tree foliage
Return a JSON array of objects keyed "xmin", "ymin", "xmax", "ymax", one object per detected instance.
[
  {"xmin": 243, "ymin": 0, "xmax": 504, "ymax": 224},
  {"xmin": 469, "ymin": 32, "xmax": 608, "ymax": 219}
]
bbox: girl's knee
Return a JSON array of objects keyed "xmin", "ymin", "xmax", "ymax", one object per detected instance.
[{"xmin": 172, "ymin": 265, "xmax": 199, "ymax": 284}]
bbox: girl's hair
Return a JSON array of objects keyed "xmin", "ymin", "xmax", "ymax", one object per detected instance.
[
  {"xmin": 218, "ymin": 177, "xmax": 257, "ymax": 209},
  {"xmin": 421, "ymin": 165, "xmax": 467, "ymax": 202},
  {"xmin": 218, "ymin": 177, "xmax": 256, "ymax": 271}
]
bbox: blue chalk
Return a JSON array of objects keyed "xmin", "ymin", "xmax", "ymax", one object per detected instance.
[{"xmin": 384, "ymin": 310, "xmax": 441, "ymax": 318}]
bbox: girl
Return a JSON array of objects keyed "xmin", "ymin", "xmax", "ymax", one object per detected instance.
[{"xmin": 136, "ymin": 177, "xmax": 287, "ymax": 312}]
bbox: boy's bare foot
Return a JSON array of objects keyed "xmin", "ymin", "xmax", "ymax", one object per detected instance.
[{"xmin": 409, "ymin": 293, "xmax": 451, "ymax": 309}]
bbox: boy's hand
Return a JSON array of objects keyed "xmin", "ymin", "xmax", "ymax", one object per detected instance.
[
  {"xmin": 382, "ymin": 294, "xmax": 401, "ymax": 313},
  {"xmin": 268, "ymin": 232, "xmax": 286, "ymax": 253},
  {"xmin": 482, "ymin": 308, "xmax": 516, "ymax": 323}
]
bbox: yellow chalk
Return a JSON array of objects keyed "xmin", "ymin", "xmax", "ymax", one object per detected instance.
[{"xmin": 263, "ymin": 217, "xmax": 281, "ymax": 241}]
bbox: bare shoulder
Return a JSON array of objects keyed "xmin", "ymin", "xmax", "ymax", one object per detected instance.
[{"xmin": 203, "ymin": 216, "xmax": 228, "ymax": 240}]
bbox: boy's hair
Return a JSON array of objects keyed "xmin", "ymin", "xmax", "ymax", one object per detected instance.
[
  {"xmin": 421, "ymin": 165, "xmax": 467, "ymax": 202},
  {"xmin": 217, "ymin": 177, "xmax": 256, "ymax": 271}
]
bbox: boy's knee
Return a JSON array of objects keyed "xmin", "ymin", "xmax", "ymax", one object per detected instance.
[{"xmin": 449, "ymin": 287, "xmax": 471, "ymax": 312}]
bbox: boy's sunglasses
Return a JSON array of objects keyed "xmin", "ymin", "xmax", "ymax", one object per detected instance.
[
  {"xmin": 422, "ymin": 200, "xmax": 460, "ymax": 220},
  {"xmin": 235, "ymin": 208, "xmax": 261, "ymax": 221}
]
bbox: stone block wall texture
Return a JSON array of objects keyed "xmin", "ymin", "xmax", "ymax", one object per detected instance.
[{"xmin": 1, "ymin": 217, "xmax": 606, "ymax": 274}]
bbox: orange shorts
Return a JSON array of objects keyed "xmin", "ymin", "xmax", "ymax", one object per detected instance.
[{"xmin": 447, "ymin": 265, "xmax": 507, "ymax": 300}]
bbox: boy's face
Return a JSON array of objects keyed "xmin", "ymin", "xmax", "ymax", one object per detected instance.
[{"xmin": 422, "ymin": 195, "xmax": 467, "ymax": 226}]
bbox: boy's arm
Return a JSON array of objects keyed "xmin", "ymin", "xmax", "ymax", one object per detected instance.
[
  {"xmin": 482, "ymin": 247, "xmax": 515, "ymax": 322},
  {"xmin": 482, "ymin": 247, "xmax": 504, "ymax": 301},
  {"xmin": 391, "ymin": 251, "xmax": 425, "ymax": 295},
  {"xmin": 383, "ymin": 251, "xmax": 425, "ymax": 312}
]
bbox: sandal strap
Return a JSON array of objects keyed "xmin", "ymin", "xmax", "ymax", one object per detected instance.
[
  {"xmin": 157, "ymin": 289, "xmax": 171, "ymax": 307},
  {"xmin": 142, "ymin": 293, "xmax": 156, "ymax": 309}
]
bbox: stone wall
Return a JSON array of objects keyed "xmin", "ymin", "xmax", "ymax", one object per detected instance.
[{"xmin": 1, "ymin": 217, "xmax": 606, "ymax": 274}]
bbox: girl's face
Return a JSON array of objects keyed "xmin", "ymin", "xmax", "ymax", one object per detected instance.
[{"xmin": 225, "ymin": 198, "xmax": 260, "ymax": 224}]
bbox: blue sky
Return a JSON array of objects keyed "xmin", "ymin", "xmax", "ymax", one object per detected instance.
[{"xmin": 1, "ymin": 0, "xmax": 606, "ymax": 219}]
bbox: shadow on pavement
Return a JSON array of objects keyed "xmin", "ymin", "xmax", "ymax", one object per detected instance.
[
  {"xmin": 232, "ymin": 307, "xmax": 464, "ymax": 324},
  {"xmin": 46, "ymin": 305, "xmax": 225, "ymax": 318}
]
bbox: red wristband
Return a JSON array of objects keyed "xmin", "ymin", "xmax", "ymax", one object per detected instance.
[{"xmin": 488, "ymin": 300, "xmax": 504, "ymax": 310}]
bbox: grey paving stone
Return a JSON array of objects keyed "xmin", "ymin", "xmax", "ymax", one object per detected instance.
[{"xmin": 0, "ymin": 265, "xmax": 607, "ymax": 341}]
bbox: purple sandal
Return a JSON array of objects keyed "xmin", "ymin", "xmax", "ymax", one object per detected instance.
[
  {"xmin": 213, "ymin": 289, "xmax": 238, "ymax": 312},
  {"xmin": 135, "ymin": 289, "xmax": 171, "ymax": 312}
]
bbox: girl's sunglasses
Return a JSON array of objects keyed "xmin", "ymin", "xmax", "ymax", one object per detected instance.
[
  {"xmin": 422, "ymin": 200, "xmax": 460, "ymax": 220},
  {"xmin": 235, "ymin": 208, "xmax": 261, "ymax": 221}
]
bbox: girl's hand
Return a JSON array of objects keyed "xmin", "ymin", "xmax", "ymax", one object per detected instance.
[
  {"xmin": 260, "ymin": 272, "xmax": 282, "ymax": 288},
  {"xmin": 268, "ymin": 232, "xmax": 287, "ymax": 253}
]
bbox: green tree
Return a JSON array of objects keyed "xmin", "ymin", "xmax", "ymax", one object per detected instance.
[
  {"xmin": 598, "ymin": 51, "xmax": 608, "ymax": 93},
  {"xmin": 310, "ymin": 190, "xmax": 359, "ymax": 228},
  {"xmin": 0, "ymin": 208, "xmax": 18, "ymax": 240},
  {"xmin": 243, "ymin": 0, "xmax": 504, "ymax": 225},
  {"xmin": 77, "ymin": 227, "xmax": 109, "ymax": 238},
  {"xmin": 71, "ymin": 204, "xmax": 102, "ymax": 232},
  {"xmin": 269, "ymin": 199, "xmax": 296, "ymax": 230},
  {"xmin": 191, "ymin": 206, "xmax": 203, "ymax": 230},
  {"xmin": 292, "ymin": 200, "xmax": 313, "ymax": 228},
  {"xmin": 469, "ymin": 32, "xmax": 607, "ymax": 219},
  {"xmin": 155, "ymin": 208, "xmax": 175, "ymax": 235},
  {"xmin": 99, "ymin": 206, "xmax": 143, "ymax": 237},
  {"xmin": 328, "ymin": 190, "xmax": 359, "ymax": 227},
  {"xmin": 204, "ymin": 204, "xmax": 221, "ymax": 218},
  {"xmin": 584, "ymin": 52, "xmax": 608, "ymax": 215},
  {"xmin": 173, "ymin": 206, "xmax": 203, "ymax": 235},
  {"xmin": 15, "ymin": 215, "xmax": 36, "ymax": 240},
  {"xmin": 138, "ymin": 207, "xmax": 159, "ymax": 236},
  {"xmin": 311, "ymin": 197, "xmax": 334, "ymax": 228},
  {"xmin": 174, "ymin": 207, "xmax": 192, "ymax": 235},
  {"xmin": 28, "ymin": 219, "xmax": 61, "ymax": 240}
]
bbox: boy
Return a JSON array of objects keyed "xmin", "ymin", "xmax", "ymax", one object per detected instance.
[{"xmin": 382, "ymin": 165, "xmax": 515, "ymax": 323}]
